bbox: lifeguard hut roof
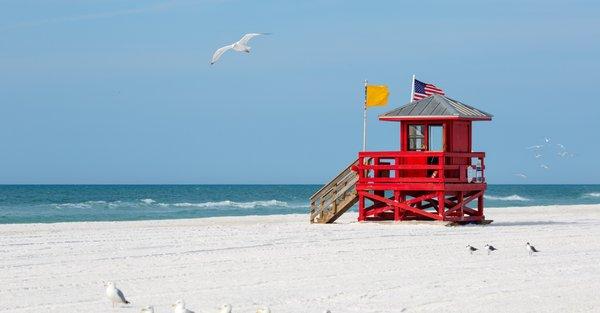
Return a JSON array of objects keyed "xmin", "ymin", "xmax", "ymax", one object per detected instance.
[{"xmin": 379, "ymin": 94, "xmax": 493, "ymax": 121}]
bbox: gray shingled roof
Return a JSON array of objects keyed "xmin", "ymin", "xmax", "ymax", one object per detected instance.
[{"xmin": 379, "ymin": 94, "xmax": 493, "ymax": 120}]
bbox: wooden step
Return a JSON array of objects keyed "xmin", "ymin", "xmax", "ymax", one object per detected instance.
[{"xmin": 309, "ymin": 159, "xmax": 359, "ymax": 224}]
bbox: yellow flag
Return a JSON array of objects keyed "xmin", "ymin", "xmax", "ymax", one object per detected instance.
[{"xmin": 365, "ymin": 85, "xmax": 389, "ymax": 107}]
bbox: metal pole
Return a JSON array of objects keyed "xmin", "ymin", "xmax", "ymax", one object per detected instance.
[
  {"xmin": 409, "ymin": 74, "xmax": 415, "ymax": 102},
  {"xmin": 362, "ymin": 80, "xmax": 368, "ymax": 151}
]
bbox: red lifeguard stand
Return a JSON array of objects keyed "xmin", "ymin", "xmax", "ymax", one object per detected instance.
[
  {"xmin": 355, "ymin": 94, "xmax": 492, "ymax": 223},
  {"xmin": 309, "ymin": 94, "xmax": 493, "ymax": 224}
]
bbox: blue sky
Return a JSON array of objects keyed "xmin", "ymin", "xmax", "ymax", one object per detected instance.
[{"xmin": 1, "ymin": 0, "xmax": 599, "ymax": 184}]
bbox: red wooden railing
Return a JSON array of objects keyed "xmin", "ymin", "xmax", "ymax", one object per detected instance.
[{"xmin": 356, "ymin": 151, "xmax": 485, "ymax": 184}]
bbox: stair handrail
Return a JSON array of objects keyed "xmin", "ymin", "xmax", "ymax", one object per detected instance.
[
  {"xmin": 310, "ymin": 159, "xmax": 359, "ymax": 223},
  {"xmin": 310, "ymin": 159, "xmax": 358, "ymax": 201}
]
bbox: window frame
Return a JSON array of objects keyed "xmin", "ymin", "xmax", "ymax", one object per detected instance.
[
  {"xmin": 428, "ymin": 124, "xmax": 444, "ymax": 152},
  {"xmin": 404, "ymin": 122, "xmax": 446, "ymax": 152},
  {"xmin": 407, "ymin": 124, "xmax": 426, "ymax": 151}
]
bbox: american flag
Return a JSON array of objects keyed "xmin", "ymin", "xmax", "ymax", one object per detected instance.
[{"xmin": 413, "ymin": 79, "xmax": 445, "ymax": 101}]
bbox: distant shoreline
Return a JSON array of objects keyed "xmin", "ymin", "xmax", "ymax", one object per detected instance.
[{"xmin": 1, "ymin": 203, "xmax": 599, "ymax": 226}]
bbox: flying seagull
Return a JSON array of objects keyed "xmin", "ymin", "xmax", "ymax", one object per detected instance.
[
  {"xmin": 514, "ymin": 173, "xmax": 527, "ymax": 179},
  {"xmin": 172, "ymin": 300, "xmax": 195, "ymax": 313},
  {"xmin": 220, "ymin": 304, "xmax": 232, "ymax": 313},
  {"xmin": 105, "ymin": 282, "xmax": 130, "ymax": 308},
  {"xmin": 534, "ymin": 154, "xmax": 542, "ymax": 159},
  {"xmin": 526, "ymin": 242, "xmax": 540, "ymax": 256},
  {"xmin": 466, "ymin": 245, "xmax": 478, "ymax": 254},
  {"xmin": 484, "ymin": 244, "xmax": 498, "ymax": 255},
  {"xmin": 141, "ymin": 306, "xmax": 155, "ymax": 313},
  {"xmin": 210, "ymin": 33, "xmax": 269, "ymax": 65},
  {"xmin": 540, "ymin": 164, "xmax": 550, "ymax": 170},
  {"xmin": 544, "ymin": 137, "xmax": 551, "ymax": 143},
  {"xmin": 526, "ymin": 145, "xmax": 543, "ymax": 150}
]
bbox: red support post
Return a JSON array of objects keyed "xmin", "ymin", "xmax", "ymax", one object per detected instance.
[
  {"xmin": 394, "ymin": 190, "xmax": 400, "ymax": 221},
  {"xmin": 358, "ymin": 193, "xmax": 365, "ymax": 222},
  {"xmin": 438, "ymin": 191, "xmax": 445, "ymax": 218},
  {"xmin": 478, "ymin": 193, "xmax": 484, "ymax": 217}
]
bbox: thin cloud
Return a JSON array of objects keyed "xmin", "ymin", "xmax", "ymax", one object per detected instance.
[{"xmin": 0, "ymin": 1, "xmax": 179, "ymax": 32}]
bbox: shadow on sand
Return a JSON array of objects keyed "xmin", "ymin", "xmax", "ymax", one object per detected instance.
[{"xmin": 489, "ymin": 220, "xmax": 575, "ymax": 227}]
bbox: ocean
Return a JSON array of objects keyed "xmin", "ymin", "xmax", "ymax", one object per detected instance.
[{"xmin": 0, "ymin": 185, "xmax": 599, "ymax": 224}]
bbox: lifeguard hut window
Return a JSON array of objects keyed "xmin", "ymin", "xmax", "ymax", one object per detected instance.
[
  {"xmin": 408, "ymin": 125, "xmax": 425, "ymax": 151},
  {"xmin": 428, "ymin": 125, "xmax": 443, "ymax": 151}
]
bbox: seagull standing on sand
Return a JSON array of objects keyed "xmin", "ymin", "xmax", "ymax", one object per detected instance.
[
  {"xmin": 210, "ymin": 33, "xmax": 269, "ymax": 65},
  {"xmin": 526, "ymin": 242, "xmax": 540, "ymax": 256},
  {"xmin": 220, "ymin": 304, "xmax": 232, "ymax": 313},
  {"xmin": 105, "ymin": 282, "xmax": 130, "ymax": 308},
  {"xmin": 141, "ymin": 306, "xmax": 155, "ymax": 313},
  {"xmin": 172, "ymin": 300, "xmax": 195, "ymax": 313},
  {"xmin": 466, "ymin": 245, "xmax": 478, "ymax": 254},
  {"xmin": 484, "ymin": 244, "xmax": 498, "ymax": 255}
]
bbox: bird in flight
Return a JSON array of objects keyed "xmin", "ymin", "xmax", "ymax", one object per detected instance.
[
  {"xmin": 210, "ymin": 33, "xmax": 270, "ymax": 65},
  {"xmin": 526, "ymin": 145, "xmax": 543, "ymax": 150},
  {"xmin": 540, "ymin": 164, "xmax": 550, "ymax": 170},
  {"xmin": 514, "ymin": 173, "xmax": 527, "ymax": 179},
  {"xmin": 544, "ymin": 137, "xmax": 551, "ymax": 143},
  {"xmin": 534, "ymin": 154, "xmax": 542, "ymax": 159}
]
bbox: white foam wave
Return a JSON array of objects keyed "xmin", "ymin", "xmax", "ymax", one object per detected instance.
[
  {"xmin": 52, "ymin": 199, "xmax": 308, "ymax": 210},
  {"xmin": 53, "ymin": 200, "xmax": 123, "ymax": 209},
  {"xmin": 583, "ymin": 192, "xmax": 600, "ymax": 198},
  {"xmin": 54, "ymin": 203, "xmax": 93, "ymax": 209},
  {"xmin": 166, "ymin": 200, "xmax": 294, "ymax": 209},
  {"xmin": 484, "ymin": 194, "xmax": 530, "ymax": 201}
]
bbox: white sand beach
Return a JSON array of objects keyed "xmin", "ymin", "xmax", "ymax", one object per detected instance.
[{"xmin": 2, "ymin": 204, "xmax": 600, "ymax": 313}]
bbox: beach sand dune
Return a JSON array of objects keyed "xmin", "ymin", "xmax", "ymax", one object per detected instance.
[{"xmin": 1, "ymin": 205, "xmax": 600, "ymax": 312}]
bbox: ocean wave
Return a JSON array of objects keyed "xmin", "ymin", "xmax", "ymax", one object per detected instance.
[
  {"xmin": 53, "ymin": 200, "xmax": 122, "ymax": 209},
  {"xmin": 54, "ymin": 202, "xmax": 94, "ymax": 209},
  {"xmin": 52, "ymin": 199, "xmax": 308, "ymax": 210},
  {"xmin": 165, "ymin": 200, "xmax": 295, "ymax": 209},
  {"xmin": 484, "ymin": 194, "xmax": 530, "ymax": 201},
  {"xmin": 583, "ymin": 192, "xmax": 600, "ymax": 198}
]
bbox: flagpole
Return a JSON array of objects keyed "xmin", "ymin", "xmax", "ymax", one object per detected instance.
[
  {"xmin": 362, "ymin": 80, "xmax": 368, "ymax": 152},
  {"xmin": 410, "ymin": 74, "xmax": 415, "ymax": 102}
]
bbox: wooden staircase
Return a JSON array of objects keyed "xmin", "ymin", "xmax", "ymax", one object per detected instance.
[{"xmin": 309, "ymin": 159, "xmax": 359, "ymax": 223}]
